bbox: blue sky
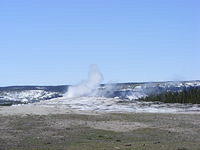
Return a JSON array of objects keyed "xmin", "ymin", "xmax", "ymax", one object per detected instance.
[{"xmin": 0, "ymin": 0, "xmax": 199, "ymax": 86}]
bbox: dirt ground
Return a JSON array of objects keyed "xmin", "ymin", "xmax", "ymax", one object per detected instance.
[{"xmin": 0, "ymin": 112, "xmax": 200, "ymax": 150}]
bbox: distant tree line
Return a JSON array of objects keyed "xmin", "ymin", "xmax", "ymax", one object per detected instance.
[{"xmin": 139, "ymin": 87, "xmax": 200, "ymax": 104}]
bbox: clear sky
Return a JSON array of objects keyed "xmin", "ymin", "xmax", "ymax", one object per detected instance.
[{"xmin": 0, "ymin": 0, "xmax": 199, "ymax": 86}]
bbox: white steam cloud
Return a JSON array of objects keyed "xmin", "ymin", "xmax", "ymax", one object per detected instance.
[{"xmin": 66, "ymin": 65, "xmax": 103, "ymax": 98}]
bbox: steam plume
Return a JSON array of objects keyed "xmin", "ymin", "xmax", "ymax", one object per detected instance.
[{"xmin": 66, "ymin": 65, "xmax": 103, "ymax": 98}]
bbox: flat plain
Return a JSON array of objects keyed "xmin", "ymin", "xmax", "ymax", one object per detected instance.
[{"xmin": 0, "ymin": 111, "xmax": 200, "ymax": 150}]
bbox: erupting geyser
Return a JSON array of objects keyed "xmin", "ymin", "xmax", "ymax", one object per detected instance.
[{"xmin": 66, "ymin": 65, "xmax": 103, "ymax": 98}]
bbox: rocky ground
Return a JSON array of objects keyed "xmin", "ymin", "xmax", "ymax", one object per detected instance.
[{"xmin": 0, "ymin": 111, "xmax": 200, "ymax": 150}]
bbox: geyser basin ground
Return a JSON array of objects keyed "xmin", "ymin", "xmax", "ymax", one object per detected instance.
[
  {"xmin": 1, "ymin": 96, "xmax": 200, "ymax": 115},
  {"xmin": 0, "ymin": 97, "xmax": 200, "ymax": 150}
]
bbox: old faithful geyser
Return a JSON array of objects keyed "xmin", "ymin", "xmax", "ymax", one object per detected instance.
[{"xmin": 66, "ymin": 64, "xmax": 103, "ymax": 98}]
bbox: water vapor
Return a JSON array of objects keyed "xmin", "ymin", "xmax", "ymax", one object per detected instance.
[{"xmin": 66, "ymin": 65, "xmax": 103, "ymax": 98}]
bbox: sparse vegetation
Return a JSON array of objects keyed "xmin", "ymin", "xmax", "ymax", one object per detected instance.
[{"xmin": 0, "ymin": 113, "xmax": 200, "ymax": 150}]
